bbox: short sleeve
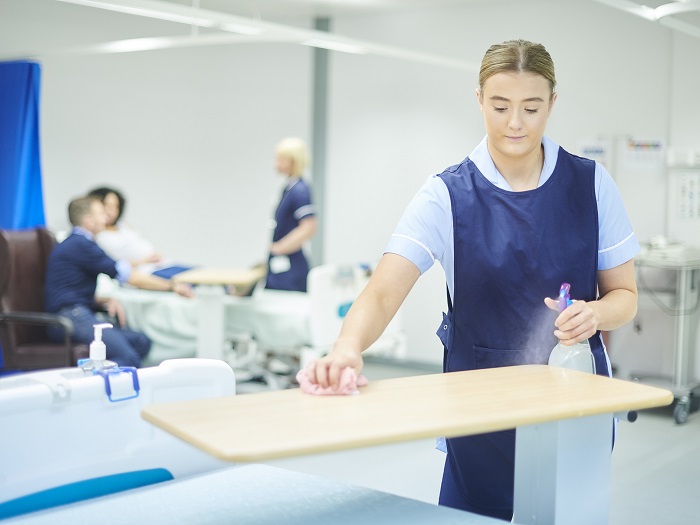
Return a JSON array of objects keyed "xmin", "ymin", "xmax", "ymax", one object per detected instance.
[
  {"xmin": 596, "ymin": 163, "xmax": 641, "ymax": 270},
  {"xmin": 384, "ymin": 176, "xmax": 452, "ymax": 274},
  {"xmin": 290, "ymin": 182, "xmax": 315, "ymax": 221}
]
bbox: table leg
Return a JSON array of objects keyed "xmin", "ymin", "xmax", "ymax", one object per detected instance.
[
  {"xmin": 195, "ymin": 285, "xmax": 225, "ymax": 360},
  {"xmin": 672, "ymin": 267, "xmax": 699, "ymax": 391},
  {"xmin": 513, "ymin": 414, "xmax": 611, "ymax": 525}
]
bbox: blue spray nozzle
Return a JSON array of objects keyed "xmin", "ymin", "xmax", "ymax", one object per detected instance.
[{"xmin": 557, "ymin": 283, "xmax": 573, "ymax": 313}]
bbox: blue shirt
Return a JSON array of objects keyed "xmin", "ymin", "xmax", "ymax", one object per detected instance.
[
  {"xmin": 44, "ymin": 228, "xmax": 131, "ymax": 313},
  {"xmin": 385, "ymin": 135, "xmax": 640, "ymax": 302}
]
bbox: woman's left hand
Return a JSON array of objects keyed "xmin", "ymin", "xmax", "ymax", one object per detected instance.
[
  {"xmin": 544, "ymin": 297, "xmax": 599, "ymax": 345},
  {"xmin": 172, "ymin": 282, "xmax": 195, "ymax": 298}
]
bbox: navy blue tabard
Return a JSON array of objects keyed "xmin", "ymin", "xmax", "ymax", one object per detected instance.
[{"xmin": 436, "ymin": 146, "xmax": 608, "ymax": 516}]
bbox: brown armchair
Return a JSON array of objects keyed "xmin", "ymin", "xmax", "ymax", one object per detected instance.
[{"xmin": 0, "ymin": 227, "xmax": 88, "ymax": 371}]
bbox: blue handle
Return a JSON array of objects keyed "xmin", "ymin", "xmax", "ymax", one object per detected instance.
[{"xmin": 95, "ymin": 367, "xmax": 140, "ymax": 402}]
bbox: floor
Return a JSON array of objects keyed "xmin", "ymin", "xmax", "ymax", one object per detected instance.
[{"xmin": 239, "ymin": 358, "xmax": 700, "ymax": 525}]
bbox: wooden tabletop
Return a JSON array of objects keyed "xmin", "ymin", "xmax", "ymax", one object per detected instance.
[
  {"xmin": 141, "ymin": 365, "xmax": 673, "ymax": 462},
  {"xmin": 172, "ymin": 266, "xmax": 266, "ymax": 286}
]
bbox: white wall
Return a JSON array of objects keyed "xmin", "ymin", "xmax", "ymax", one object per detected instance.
[
  {"xmin": 3, "ymin": 0, "xmax": 700, "ymax": 365},
  {"xmin": 40, "ymin": 43, "xmax": 312, "ymax": 268},
  {"xmin": 666, "ymin": 32, "xmax": 700, "ymax": 245},
  {"xmin": 324, "ymin": 51, "xmax": 471, "ymax": 364},
  {"xmin": 669, "ymin": 33, "xmax": 700, "ymax": 154}
]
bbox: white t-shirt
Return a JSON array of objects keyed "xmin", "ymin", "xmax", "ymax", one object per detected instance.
[{"xmin": 96, "ymin": 222, "xmax": 155, "ymax": 263}]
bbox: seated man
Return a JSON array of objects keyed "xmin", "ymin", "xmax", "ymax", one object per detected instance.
[{"xmin": 44, "ymin": 196, "xmax": 193, "ymax": 367}]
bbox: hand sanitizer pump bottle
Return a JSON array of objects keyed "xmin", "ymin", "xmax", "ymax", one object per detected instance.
[
  {"xmin": 548, "ymin": 283, "xmax": 596, "ymax": 374},
  {"xmin": 79, "ymin": 323, "xmax": 118, "ymax": 375}
]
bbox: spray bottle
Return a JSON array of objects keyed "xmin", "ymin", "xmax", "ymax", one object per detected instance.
[
  {"xmin": 79, "ymin": 323, "xmax": 118, "ymax": 375},
  {"xmin": 548, "ymin": 283, "xmax": 596, "ymax": 374}
]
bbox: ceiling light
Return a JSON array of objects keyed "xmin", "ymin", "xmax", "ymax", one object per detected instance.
[
  {"xmin": 654, "ymin": 0, "xmax": 700, "ymax": 20},
  {"xmin": 41, "ymin": 0, "xmax": 477, "ymax": 71},
  {"xmin": 219, "ymin": 23, "xmax": 264, "ymax": 36},
  {"xmin": 302, "ymin": 38, "xmax": 367, "ymax": 54},
  {"xmin": 56, "ymin": 0, "xmax": 217, "ymax": 27},
  {"xmin": 592, "ymin": 0, "xmax": 700, "ymax": 28},
  {"xmin": 94, "ymin": 36, "xmax": 174, "ymax": 53}
]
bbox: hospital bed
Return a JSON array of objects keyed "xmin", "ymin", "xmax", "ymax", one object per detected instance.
[
  {"xmin": 96, "ymin": 274, "xmax": 311, "ymax": 365},
  {"xmin": 97, "ymin": 264, "xmax": 406, "ymax": 385},
  {"xmin": 0, "ymin": 359, "xmax": 234, "ymax": 520},
  {"xmin": 1, "ymin": 464, "xmax": 497, "ymax": 525}
]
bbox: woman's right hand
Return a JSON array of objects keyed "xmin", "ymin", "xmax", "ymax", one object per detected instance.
[
  {"xmin": 306, "ymin": 340, "xmax": 364, "ymax": 389},
  {"xmin": 304, "ymin": 254, "xmax": 420, "ymax": 389}
]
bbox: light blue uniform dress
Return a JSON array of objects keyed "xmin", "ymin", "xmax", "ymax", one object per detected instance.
[{"xmin": 384, "ymin": 135, "xmax": 640, "ymax": 519}]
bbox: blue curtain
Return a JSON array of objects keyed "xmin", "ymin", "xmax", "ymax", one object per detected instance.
[
  {"xmin": 0, "ymin": 61, "xmax": 45, "ymax": 370},
  {"xmin": 0, "ymin": 61, "xmax": 45, "ymax": 229}
]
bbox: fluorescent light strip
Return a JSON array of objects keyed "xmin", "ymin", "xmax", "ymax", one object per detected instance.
[
  {"xmin": 219, "ymin": 23, "xmax": 263, "ymax": 36},
  {"xmin": 302, "ymin": 38, "xmax": 367, "ymax": 54},
  {"xmin": 57, "ymin": 0, "xmax": 264, "ymax": 34},
  {"xmin": 47, "ymin": 0, "xmax": 478, "ymax": 71},
  {"xmin": 654, "ymin": 0, "xmax": 700, "ymax": 20},
  {"xmin": 78, "ymin": 33, "xmax": 273, "ymax": 54},
  {"xmin": 57, "ymin": 0, "xmax": 217, "ymax": 27},
  {"xmin": 95, "ymin": 36, "xmax": 173, "ymax": 52},
  {"xmin": 592, "ymin": 0, "xmax": 700, "ymax": 24}
]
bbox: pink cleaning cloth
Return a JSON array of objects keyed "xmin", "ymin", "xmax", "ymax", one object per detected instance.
[{"xmin": 296, "ymin": 366, "xmax": 368, "ymax": 395}]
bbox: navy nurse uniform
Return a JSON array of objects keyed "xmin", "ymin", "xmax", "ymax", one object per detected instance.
[
  {"xmin": 385, "ymin": 135, "xmax": 640, "ymax": 520},
  {"xmin": 265, "ymin": 177, "xmax": 315, "ymax": 293}
]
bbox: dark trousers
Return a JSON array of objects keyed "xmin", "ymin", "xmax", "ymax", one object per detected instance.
[{"xmin": 48, "ymin": 305, "xmax": 151, "ymax": 368}]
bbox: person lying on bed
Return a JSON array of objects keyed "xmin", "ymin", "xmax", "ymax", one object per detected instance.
[{"xmin": 87, "ymin": 186, "xmax": 193, "ymax": 280}]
